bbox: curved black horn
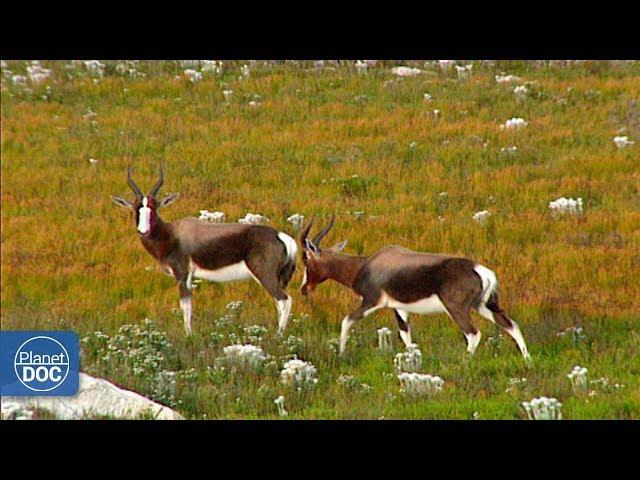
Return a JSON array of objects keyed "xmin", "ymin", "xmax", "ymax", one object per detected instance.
[
  {"xmin": 313, "ymin": 214, "xmax": 335, "ymax": 246},
  {"xmin": 299, "ymin": 215, "xmax": 315, "ymax": 245},
  {"xmin": 149, "ymin": 162, "xmax": 165, "ymax": 197},
  {"xmin": 127, "ymin": 166, "xmax": 143, "ymax": 198}
]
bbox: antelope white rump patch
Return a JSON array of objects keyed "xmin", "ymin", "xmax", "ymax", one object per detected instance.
[
  {"xmin": 193, "ymin": 261, "xmax": 253, "ymax": 283},
  {"xmin": 277, "ymin": 232, "xmax": 298, "ymax": 262},
  {"xmin": 473, "ymin": 264, "xmax": 498, "ymax": 305}
]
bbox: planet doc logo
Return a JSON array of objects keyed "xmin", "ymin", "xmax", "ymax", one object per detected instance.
[
  {"xmin": 15, "ymin": 336, "xmax": 70, "ymax": 392},
  {"xmin": 1, "ymin": 331, "xmax": 79, "ymax": 396}
]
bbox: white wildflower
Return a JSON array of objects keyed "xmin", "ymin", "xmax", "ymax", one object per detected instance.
[
  {"xmin": 83, "ymin": 60, "xmax": 105, "ymax": 77},
  {"xmin": 501, "ymin": 118, "xmax": 528, "ymax": 130},
  {"xmin": 201, "ymin": 60, "xmax": 223, "ymax": 74},
  {"xmin": 472, "ymin": 210, "xmax": 491, "ymax": 223},
  {"xmin": 274, "ymin": 396, "xmax": 288, "ymax": 416},
  {"xmin": 423, "ymin": 93, "xmax": 432, "ymax": 101},
  {"xmin": 184, "ymin": 69, "xmax": 203, "ymax": 83},
  {"xmin": 549, "ymin": 197, "xmax": 583, "ymax": 216},
  {"xmin": 239, "ymin": 213, "xmax": 269, "ymax": 225},
  {"xmin": 514, "ymin": 85, "xmax": 528, "ymax": 100},
  {"xmin": 455, "ymin": 64, "xmax": 473, "ymax": 80},
  {"xmin": 438, "ymin": 60, "xmax": 455, "ymax": 71},
  {"xmin": 287, "ymin": 213, "xmax": 305, "ymax": 231},
  {"xmin": 223, "ymin": 89, "xmax": 233, "ymax": 103},
  {"xmin": 392, "ymin": 66, "xmax": 422, "ymax": 77},
  {"xmin": 355, "ymin": 60, "xmax": 369, "ymax": 74},
  {"xmin": 12, "ymin": 75, "xmax": 27, "ymax": 85},
  {"xmin": 377, "ymin": 327, "xmax": 393, "ymax": 351},
  {"xmin": 613, "ymin": 136, "xmax": 635, "ymax": 149},
  {"xmin": 27, "ymin": 62, "xmax": 51, "ymax": 84},
  {"xmin": 495, "ymin": 74, "xmax": 522, "ymax": 83}
]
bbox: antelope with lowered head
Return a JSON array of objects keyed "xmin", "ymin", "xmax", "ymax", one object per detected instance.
[
  {"xmin": 299, "ymin": 216, "xmax": 530, "ymax": 361},
  {"xmin": 111, "ymin": 164, "xmax": 298, "ymax": 335}
]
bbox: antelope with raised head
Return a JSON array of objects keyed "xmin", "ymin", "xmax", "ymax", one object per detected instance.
[
  {"xmin": 299, "ymin": 216, "xmax": 530, "ymax": 361},
  {"xmin": 111, "ymin": 164, "xmax": 298, "ymax": 335}
]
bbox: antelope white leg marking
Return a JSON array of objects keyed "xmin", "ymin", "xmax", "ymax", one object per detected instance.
[
  {"xmin": 396, "ymin": 309, "xmax": 413, "ymax": 348},
  {"xmin": 506, "ymin": 321, "xmax": 530, "ymax": 361},
  {"xmin": 137, "ymin": 196, "xmax": 151, "ymax": 234},
  {"xmin": 193, "ymin": 261, "xmax": 253, "ymax": 283},
  {"xmin": 339, "ymin": 304, "xmax": 384, "ymax": 356},
  {"xmin": 276, "ymin": 295, "xmax": 292, "ymax": 334},
  {"xmin": 477, "ymin": 303, "xmax": 495, "ymax": 322},
  {"xmin": 465, "ymin": 331, "xmax": 482, "ymax": 355},
  {"xmin": 339, "ymin": 316, "xmax": 355, "ymax": 356},
  {"xmin": 180, "ymin": 296, "xmax": 192, "ymax": 335}
]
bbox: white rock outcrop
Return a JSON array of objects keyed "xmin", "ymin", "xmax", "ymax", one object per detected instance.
[{"xmin": 1, "ymin": 373, "xmax": 183, "ymax": 420}]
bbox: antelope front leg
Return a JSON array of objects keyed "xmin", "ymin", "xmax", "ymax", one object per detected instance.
[
  {"xmin": 339, "ymin": 299, "xmax": 383, "ymax": 356},
  {"xmin": 178, "ymin": 279, "xmax": 193, "ymax": 335}
]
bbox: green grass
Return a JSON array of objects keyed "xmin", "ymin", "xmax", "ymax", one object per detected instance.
[{"xmin": 2, "ymin": 60, "xmax": 639, "ymax": 419}]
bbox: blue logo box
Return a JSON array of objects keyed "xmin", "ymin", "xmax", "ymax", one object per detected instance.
[{"xmin": 1, "ymin": 331, "xmax": 79, "ymax": 396}]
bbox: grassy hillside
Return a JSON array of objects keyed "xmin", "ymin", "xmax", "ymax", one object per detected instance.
[{"xmin": 2, "ymin": 60, "xmax": 639, "ymax": 419}]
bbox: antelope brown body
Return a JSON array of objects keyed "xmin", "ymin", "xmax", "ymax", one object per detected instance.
[
  {"xmin": 112, "ymin": 165, "xmax": 297, "ymax": 335},
  {"xmin": 300, "ymin": 217, "xmax": 530, "ymax": 360}
]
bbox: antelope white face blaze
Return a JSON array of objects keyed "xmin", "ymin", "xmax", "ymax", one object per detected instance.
[
  {"xmin": 137, "ymin": 196, "xmax": 151, "ymax": 234},
  {"xmin": 193, "ymin": 261, "xmax": 253, "ymax": 283}
]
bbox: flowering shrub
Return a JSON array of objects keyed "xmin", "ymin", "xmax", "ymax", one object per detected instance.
[
  {"xmin": 199, "ymin": 210, "xmax": 225, "ymax": 223},
  {"xmin": 505, "ymin": 377, "xmax": 528, "ymax": 393},
  {"xmin": 184, "ymin": 69, "xmax": 203, "ymax": 83},
  {"xmin": 337, "ymin": 374, "xmax": 372, "ymax": 393},
  {"xmin": 80, "ymin": 319, "xmax": 189, "ymax": 407},
  {"xmin": 522, "ymin": 397, "xmax": 563, "ymax": 420},
  {"xmin": 394, "ymin": 344, "xmax": 422, "ymax": 373},
  {"xmin": 567, "ymin": 365, "xmax": 588, "ymax": 393},
  {"xmin": 221, "ymin": 344, "xmax": 267, "ymax": 371},
  {"xmin": 398, "ymin": 373, "xmax": 444, "ymax": 396},
  {"xmin": 280, "ymin": 357, "xmax": 318, "ymax": 389}
]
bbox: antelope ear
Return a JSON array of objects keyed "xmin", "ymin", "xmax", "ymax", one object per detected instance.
[
  {"xmin": 158, "ymin": 193, "xmax": 179, "ymax": 208},
  {"xmin": 304, "ymin": 239, "xmax": 320, "ymax": 259},
  {"xmin": 111, "ymin": 196, "xmax": 133, "ymax": 209},
  {"xmin": 329, "ymin": 240, "xmax": 347, "ymax": 252}
]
